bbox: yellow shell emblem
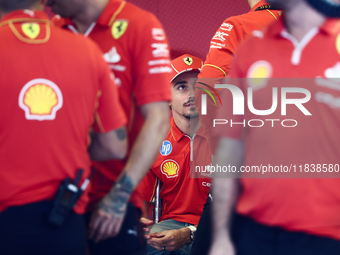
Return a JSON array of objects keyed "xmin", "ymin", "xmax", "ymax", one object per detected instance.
[
  {"xmin": 112, "ymin": 20, "xmax": 129, "ymax": 39},
  {"xmin": 183, "ymin": 57, "xmax": 193, "ymax": 66},
  {"xmin": 22, "ymin": 23, "xmax": 40, "ymax": 39},
  {"xmin": 161, "ymin": 160, "xmax": 180, "ymax": 178},
  {"xmin": 19, "ymin": 79, "xmax": 63, "ymax": 121},
  {"xmin": 336, "ymin": 34, "xmax": 340, "ymax": 56},
  {"xmin": 24, "ymin": 84, "xmax": 58, "ymax": 115},
  {"xmin": 247, "ymin": 60, "xmax": 272, "ymax": 90}
]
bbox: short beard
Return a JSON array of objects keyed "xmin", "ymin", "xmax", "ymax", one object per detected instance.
[{"xmin": 182, "ymin": 112, "xmax": 199, "ymax": 119}]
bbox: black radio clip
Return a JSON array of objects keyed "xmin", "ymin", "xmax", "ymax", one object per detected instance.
[{"xmin": 48, "ymin": 168, "xmax": 93, "ymax": 226}]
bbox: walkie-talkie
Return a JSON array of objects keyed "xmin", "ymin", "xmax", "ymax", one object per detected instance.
[{"xmin": 48, "ymin": 169, "xmax": 83, "ymax": 226}]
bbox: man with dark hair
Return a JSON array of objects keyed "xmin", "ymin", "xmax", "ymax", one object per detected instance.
[
  {"xmin": 48, "ymin": 0, "xmax": 172, "ymax": 254},
  {"xmin": 0, "ymin": 0, "xmax": 128, "ymax": 254},
  {"xmin": 139, "ymin": 54, "xmax": 211, "ymax": 255},
  {"xmin": 210, "ymin": 0, "xmax": 340, "ymax": 254}
]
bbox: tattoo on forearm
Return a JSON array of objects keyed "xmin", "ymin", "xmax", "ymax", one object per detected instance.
[
  {"xmin": 115, "ymin": 127, "xmax": 127, "ymax": 141},
  {"xmin": 98, "ymin": 173, "xmax": 134, "ymax": 217}
]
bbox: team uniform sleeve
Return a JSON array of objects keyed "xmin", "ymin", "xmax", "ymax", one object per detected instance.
[
  {"xmin": 138, "ymin": 169, "xmax": 158, "ymax": 202},
  {"xmin": 131, "ymin": 13, "xmax": 172, "ymax": 106},
  {"xmin": 92, "ymin": 45, "xmax": 127, "ymax": 133},
  {"xmin": 195, "ymin": 19, "xmax": 245, "ymax": 153},
  {"xmin": 199, "ymin": 17, "xmax": 243, "ymax": 79},
  {"xmin": 214, "ymin": 37, "xmax": 255, "ymax": 141}
]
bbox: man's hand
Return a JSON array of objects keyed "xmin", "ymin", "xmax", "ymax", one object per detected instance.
[
  {"xmin": 140, "ymin": 217, "xmax": 154, "ymax": 233},
  {"xmin": 88, "ymin": 173, "xmax": 133, "ymax": 243},
  {"xmin": 146, "ymin": 228, "xmax": 191, "ymax": 251},
  {"xmin": 208, "ymin": 231, "xmax": 235, "ymax": 255}
]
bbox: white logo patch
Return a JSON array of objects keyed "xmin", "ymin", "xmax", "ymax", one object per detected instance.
[
  {"xmin": 325, "ymin": 62, "xmax": 340, "ymax": 79},
  {"xmin": 103, "ymin": 47, "xmax": 121, "ymax": 63},
  {"xmin": 212, "ymin": 31, "xmax": 229, "ymax": 42},
  {"xmin": 151, "ymin": 43, "xmax": 170, "ymax": 58},
  {"xmin": 149, "ymin": 66, "xmax": 173, "ymax": 74},
  {"xmin": 115, "ymin": 77, "xmax": 122, "ymax": 87},
  {"xmin": 220, "ymin": 23, "xmax": 233, "ymax": 32},
  {"xmin": 152, "ymin": 28, "xmax": 166, "ymax": 41}
]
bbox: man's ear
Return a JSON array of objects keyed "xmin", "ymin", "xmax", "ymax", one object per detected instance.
[{"xmin": 169, "ymin": 103, "xmax": 172, "ymax": 110}]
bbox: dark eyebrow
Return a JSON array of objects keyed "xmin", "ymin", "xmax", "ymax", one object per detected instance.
[{"xmin": 173, "ymin": 81, "xmax": 188, "ymax": 87}]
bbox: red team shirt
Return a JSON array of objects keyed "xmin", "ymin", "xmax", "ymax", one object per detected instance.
[
  {"xmin": 221, "ymin": 17, "xmax": 340, "ymax": 240},
  {"xmin": 198, "ymin": 0, "xmax": 280, "ymax": 79},
  {"xmin": 195, "ymin": 1, "xmax": 281, "ymax": 153},
  {"xmin": 53, "ymin": 0, "xmax": 172, "ymax": 210},
  {"xmin": 139, "ymin": 118, "xmax": 211, "ymax": 225},
  {"xmin": 0, "ymin": 10, "xmax": 126, "ymax": 214}
]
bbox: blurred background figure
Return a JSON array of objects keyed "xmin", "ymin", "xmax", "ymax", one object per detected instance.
[
  {"xmin": 191, "ymin": 1, "xmax": 281, "ymax": 254},
  {"xmin": 48, "ymin": 0, "xmax": 172, "ymax": 254},
  {"xmin": 0, "ymin": 0, "xmax": 128, "ymax": 254},
  {"xmin": 210, "ymin": 0, "xmax": 340, "ymax": 254}
]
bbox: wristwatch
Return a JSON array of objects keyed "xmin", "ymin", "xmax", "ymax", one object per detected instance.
[{"xmin": 187, "ymin": 225, "xmax": 197, "ymax": 243}]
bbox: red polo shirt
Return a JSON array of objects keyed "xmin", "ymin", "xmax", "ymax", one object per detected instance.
[
  {"xmin": 139, "ymin": 118, "xmax": 211, "ymax": 225},
  {"xmin": 199, "ymin": 0, "xmax": 281, "ymax": 79},
  {"xmin": 195, "ymin": 1, "xmax": 281, "ymax": 153},
  {"xmin": 0, "ymin": 10, "xmax": 126, "ymax": 214},
  {"xmin": 53, "ymin": 0, "xmax": 172, "ymax": 211},
  {"xmin": 221, "ymin": 17, "xmax": 340, "ymax": 240}
]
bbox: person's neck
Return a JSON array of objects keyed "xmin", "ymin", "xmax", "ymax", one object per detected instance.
[
  {"xmin": 248, "ymin": 0, "xmax": 261, "ymax": 9},
  {"xmin": 72, "ymin": 0, "xmax": 109, "ymax": 34},
  {"xmin": 173, "ymin": 113, "xmax": 201, "ymax": 137},
  {"xmin": 284, "ymin": 1, "xmax": 326, "ymax": 42}
]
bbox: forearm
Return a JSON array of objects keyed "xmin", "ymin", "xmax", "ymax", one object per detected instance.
[
  {"xmin": 89, "ymin": 127, "xmax": 127, "ymax": 161},
  {"xmin": 212, "ymin": 138, "xmax": 243, "ymax": 237},
  {"xmin": 122, "ymin": 107, "xmax": 169, "ymax": 188},
  {"xmin": 212, "ymin": 178, "xmax": 238, "ymax": 237},
  {"xmin": 142, "ymin": 200, "xmax": 151, "ymax": 218}
]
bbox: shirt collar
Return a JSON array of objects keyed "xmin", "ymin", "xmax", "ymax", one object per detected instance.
[
  {"xmin": 250, "ymin": 0, "xmax": 270, "ymax": 12},
  {"xmin": 319, "ymin": 18, "xmax": 340, "ymax": 35},
  {"xmin": 170, "ymin": 117, "xmax": 186, "ymax": 142},
  {"xmin": 169, "ymin": 117, "xmax": 206, "ymax": 142},
  {"xmin": 268, "ymin": 16, "xmax": 340, "ymax": 37},
  {"xmin": 97, "ymin": 0, "xmax": 125, "ymax": 27},
  {"xmin": 1, "ymin": 9, "xmax": 49, "ymax": 22},
  {"xmin": 52, "ymin": 0, "xmax": 125, "ymax": 29}
]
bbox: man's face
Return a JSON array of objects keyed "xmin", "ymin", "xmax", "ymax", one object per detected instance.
[
  {"xmin": 46, "ymin": 0, "xmax": 83, "ymax": 18},
  {"xmin": 170, "ymin": 71, "xmax": 199, "ymax": 120}
]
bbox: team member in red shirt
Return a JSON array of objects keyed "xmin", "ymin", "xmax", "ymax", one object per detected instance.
[
  {"xmin": 199, "ymin": 0, "xmax": 281, "ymax": 79},
  {"xmin": 0, "ymin": 1, "xmax": 127, "ymax": 254},
  {"xmin": 195, "ymin": 0, "xmax": 281, "ymax": 151},
  {"xmin": 139, "ymin": 55, "xmax": 211, "ymax": 255},
  {"xmin": 48, "ymin": 0, "xmax": 172, "ymax": 254},
  {"xmin": 210, "ymin": 0, "xmax": 340, "ymax": 254},
  {"xmin": 191, "ymin": 1, "xmax": 281, "ymax": 254}
]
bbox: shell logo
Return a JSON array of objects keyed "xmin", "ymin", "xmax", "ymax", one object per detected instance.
[
  {"xmin": 247, "ymin": 60, "xmax": 273, "ymax": 90},
  {"xmin": 19, "ymin": 79, "xmax": 63, "ymax": 121},
  {"xmin": 160, "ymin": 159, "xmax": 180, "ymax": 178},
  {"xmin": 336, "ymin": 34, "xmax": 340, "ymax": 56}
]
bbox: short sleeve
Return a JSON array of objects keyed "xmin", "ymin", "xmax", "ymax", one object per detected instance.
[
  {"xmin": 138, "ymin": 169, "xmax": 158, "ymax": 202},
  {"xmin": 199, "ymin": 17, "xmax": 243, "ymax": 79},
  {"xmin": 92, "ymin": 47, "xmax": 127, "ymax": 133},
  {"xmin": 131, "ymin": 12, "xmax": 172, "ymax": 106}
]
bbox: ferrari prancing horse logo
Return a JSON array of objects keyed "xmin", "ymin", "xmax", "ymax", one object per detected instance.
[
  {"xmin": 22, "ymin": 23, "xmax": 40, "ymax": 39},
  {"xmin": 112, "ymin": 20, "xmax": 129, "ymax": 39},
  {"xmin": 183, "ymin": 57, "xmax": 193, "ymax": 66}
]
